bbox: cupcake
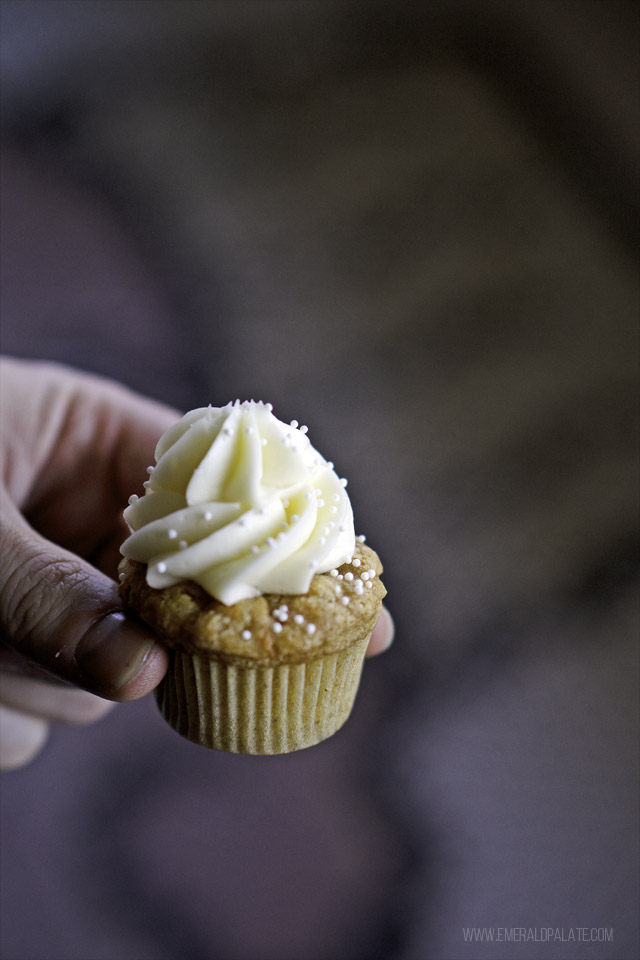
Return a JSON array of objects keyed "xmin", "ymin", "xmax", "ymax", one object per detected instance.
[{"xmin": 118, "ymin": 400, "xmax": 385, "ymax": 754}]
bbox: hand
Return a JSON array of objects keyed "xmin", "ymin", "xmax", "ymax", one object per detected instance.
[
  {"xmin": 0, "ymin": 358, "xmax": 175, "ymax": 770},
  {"xmin": 0, "ymin": 359, "xmax": 393, "ymax": 770}
]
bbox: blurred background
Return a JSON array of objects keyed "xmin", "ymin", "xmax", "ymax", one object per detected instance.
[{"xmin": 0, "ymin": 2, "xmax": 638, "ymax": 959}]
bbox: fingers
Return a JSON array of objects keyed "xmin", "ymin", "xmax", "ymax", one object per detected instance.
[
  {"xmin": 0, "ymin": 672, "xmax": 114, "ymax": 725},
  {"xmin": 0, "ymin": 704, "xmax": 49, "ymax": 771},
  {"xmin": 365, "ymin": 606, "xmax": 395, "ymax": 657},
  {"xmin": 0, "ymin": 501, "xmax": 168, "ymax": 701}
]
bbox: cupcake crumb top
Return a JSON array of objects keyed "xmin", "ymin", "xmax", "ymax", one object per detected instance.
[{"xmin": 118, "ymin": 541, "xmax": 385, "ymax": 666}]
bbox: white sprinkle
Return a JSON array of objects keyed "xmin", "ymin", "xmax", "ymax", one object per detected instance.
[
  {"xmin": 273, "ymin": 622, "xmax": 283, "ymax": 634},
  {"xmin": 352, "ymin": 558, "xmax": 361, "ymax": 567},
  {"xmin": 277, "ymin": 532, "xmax": 286, "ymax": 541},
  {"xmin": 322, "ymin": 526, "xmax": 330, "ymax": 536},
  {"xmin": 300, "ymin": 425, "xmax": 308, "ymax": 434},
  {"xmin": 327, "ymin": 461, "xmax": 334, "ymax": 469},
  {"xmin": 329, "ymin": 505, "xmax": 338, "ymax": 514},
  {"xmin": 280, "ymin": 522, "xmax": 288, "ymax": 531},
  {"xmin": 368, "ymin": 569, "xmax": 376, "ymax": 578},
  {"xmin": 339, "ymin": 525, "xmax": 346, "ymax": 533},
  {"xmin": 251, "ymin": 545, "xmax": 260, "ymax": 554},
  {"xmin": 341, "ymin": 596, "xmax": 350, "ymax": 605},
  {"xmin": 293, "ymin": 614, "xmax": 304, "ymax": 625},
  {"xmin": 203, "ymin": 511, "xmax": 213, "ymax": 521},
  {"xmin": 266, "ymin": 403, "xmax": 273, "ymax": 411},
  {"xmin": 54, "ymin": 650, "xmax": 61, "ymax": 658},
  {"xmin": 267, "ymin": 537, "xmax": 275, "ymax": 548},
  {"xmin": 340, "ymin": 478, "xmax": 348, "ymax": 487},
  {"xmin": 332, "ymin": 493, "xmax": 340, "ymax": 502},
  {"xmin": 156, "ymin": 562, "xmax": 167, "ymax": 574},
  {"xmin": 143, "ymin": 480, "xmax": 151, "ymax": 488},
  {"xmin": 338, "ymin": 574, "xmax": 344, "ymax": 580},
  {"xmin": 290, "ymin": 419, "xmax": 298, "ymax": 428},
  {"xmin": 306, "ymin": 623, "xmax": 316, "ymax": 636},
  {"xmin": 242, "ymin": 630, "xmax": 252, "ymax": 640},
  {"xmin": 261, "ymin": 437, "xmax": 268, "ymax": 446},
  {"xmin": 281, "ymin": 605, "xmax": 289, "ymax": 612},
  {"xmin": 330, "ymin": 569, "xmax": 339, "ymax": 577},
  {"xmin": 146, "ymin": 466, "xmax": 155, "ymax": 474},
  {"xmin": 317, "ymin": 500, "xmax": 325, "ymax": 508},
  {"xmin": 128, "ymin": 494, "xmax": 139, "ymax": 504},
  {"xmin": 291, "ymin": 514, "xmax": 299, "ymax": 523},
  {"xmin": 354, "ymin": 580, "xmax": 364, "ymax": 595},
  {"xmin": 361, "ymin": 572, "xmax": 370, "ymax": 581},
  {"xmin": 167, "ymin": 529, "xmax": 178, "ymax": 540},
  {"xmin": 366, "ymin": 581, "xmax": 373, "ymax": 589},
  {"xmin": 318, "ymin": 537, "xmax": 326, "ymax": 546},
  {"xmin": 345, "ymin": 572, "xmax": 354, "ymax": 581},
  {"xmin": 245, "ymin": 426, "xmax": 253, "ymax": 435},
  {"xmin": 118, "ymin": 572, "xmax": 126, "ymax": 581},
  {"xmin": 178, "ymin": 540, "xmax": 188, "ymax": 550},
  {"xmin": 305, "ymin": 492, "xmax": 313, "ymax": 501},
  {"xmin": 357, "ymin": 534, "xmax": 366, "ymax": 542}
]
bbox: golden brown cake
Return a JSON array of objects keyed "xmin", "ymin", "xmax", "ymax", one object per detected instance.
[{"xmin": 118, "ymin": 400, "xmax": 386, "ymax": 754}]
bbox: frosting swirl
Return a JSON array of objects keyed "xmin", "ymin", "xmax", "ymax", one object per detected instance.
[{"xmin": 120, "ymin": 401, "xmax": 355, "ymax": 605}]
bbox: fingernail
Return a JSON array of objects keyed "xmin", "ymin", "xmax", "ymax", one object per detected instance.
[
  {"xmin": 75, "ymin": 612, "xmax": 158, "ymax": 695},
  {"xmin": 367, "ymin": 607, "xmax": 395, "ymax": 657},
  {"xmin": 378, "ymin": 606, "xmax": 395, "ymax": 649}
]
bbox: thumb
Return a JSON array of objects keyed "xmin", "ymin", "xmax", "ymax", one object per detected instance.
[{"xmin": 0, "ymin": 503, "xmax": 168, "ymax": 701}]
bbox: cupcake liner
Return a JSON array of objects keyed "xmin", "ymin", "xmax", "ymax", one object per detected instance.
[{"xmin": 155, "ymin": 632, "xmax": 370, "ymax": 755}]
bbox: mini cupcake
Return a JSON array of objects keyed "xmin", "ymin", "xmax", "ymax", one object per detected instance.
[{"xmin": 118, "ymin": 400, "xmax": 385, "ymax": 754}]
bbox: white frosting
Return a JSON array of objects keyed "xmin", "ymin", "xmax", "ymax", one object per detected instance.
[{"xmin": 121, "ymin": 401, "xmax": 355, "ymax": 604}]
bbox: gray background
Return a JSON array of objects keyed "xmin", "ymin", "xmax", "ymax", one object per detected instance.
[{"xmin": 1, "ymin": 2, "xmax": 638, "ymax": 959}]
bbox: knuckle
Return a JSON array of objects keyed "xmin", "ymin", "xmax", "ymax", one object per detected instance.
[{"xmin": 2, "ymin": 531, "xmax": 90, "ymax": 646}]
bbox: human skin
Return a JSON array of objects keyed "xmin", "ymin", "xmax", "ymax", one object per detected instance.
[{"xmin": 0, "ymin": 358, "xmax": 393, "ymax": 769}]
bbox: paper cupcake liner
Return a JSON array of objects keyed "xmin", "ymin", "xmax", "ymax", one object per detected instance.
[{"xmin": 155, "ymin": 633, "xmax": 370, "ymax": 755}]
